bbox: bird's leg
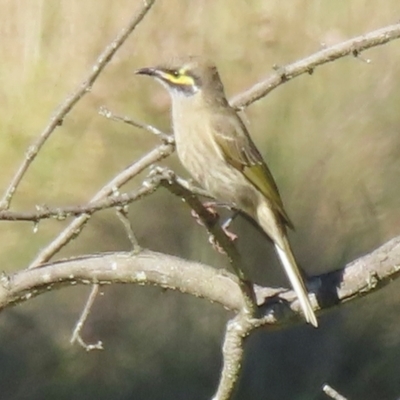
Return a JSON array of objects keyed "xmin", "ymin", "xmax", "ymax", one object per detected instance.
[
  {"xmin": 209, "ymin": 208, "xmax": 239, "ymax": 254},
  {"xmin": 190, "ymin": 201, "xmax": 220, "ymax": 227},
  {"xmin": 221, "ymin": 209, "xmax": 240, "ymax": 242},
  {"xmin": 190, "ymin": 202, "xmax": 239, "ymax": 254},
  {"xmin": 190, "ymin": 201, "xmax": 238, "ymax": 238}
]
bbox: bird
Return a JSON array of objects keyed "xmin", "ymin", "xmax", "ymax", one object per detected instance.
[{"xmin": 136, "ymin": 56, "xmax": 318, "ymax": 327}]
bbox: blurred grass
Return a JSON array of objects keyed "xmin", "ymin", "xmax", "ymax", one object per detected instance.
[{"xmin": 1, "ymin": 1, "xmax": 400, "ymax": 399}]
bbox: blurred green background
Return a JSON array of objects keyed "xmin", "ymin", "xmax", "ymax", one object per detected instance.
[{"xmin": 1, "ymin": 1, "xmax": 400, "ymax": 399}]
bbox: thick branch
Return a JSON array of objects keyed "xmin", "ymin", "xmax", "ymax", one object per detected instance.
[
  {"xmin": 2, "ymin": 235, "xmax": 400, "ymax": 400},
  {"xmin": 2, "ymin": 235, "xmax": 400, "ymax": 321},
  {"xmin": 212, "ymin": 315, "xmax": 252, "ymax": 400},
  {"xmin": 0, "ymin": 251, "xmax": 242, "ymax": 312}
]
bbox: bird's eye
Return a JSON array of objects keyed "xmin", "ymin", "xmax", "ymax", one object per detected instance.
[{"xmin": 172, "ymin": 70, "xmax": 180, "ymax": 77}]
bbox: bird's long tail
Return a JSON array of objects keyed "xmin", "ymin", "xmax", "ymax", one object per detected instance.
[
  {"xmin": 274, "ymin": 236, "xmax": 318, "ymax": 327},
  {"xmin": 256, "ymin": 202, "xmax": 318, "ymax": 327}
]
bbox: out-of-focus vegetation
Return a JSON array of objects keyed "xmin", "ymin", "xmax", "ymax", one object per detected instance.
[{"xmin": 0, "ymin": 1, "xmax": 400, "ymax": 399}]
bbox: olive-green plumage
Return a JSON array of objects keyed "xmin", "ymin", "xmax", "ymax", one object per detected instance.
[{"xmin": 136, "ymin": 56, "xmax": 317, "ymax": 327}]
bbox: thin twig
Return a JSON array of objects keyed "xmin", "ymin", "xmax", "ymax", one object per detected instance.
[
  {"xmin": 0, "ymin": 0, "xmax": 157, "ymax": 211},
  {"xmin": 116, "ymin": 207, "xmax": 141, "ymax": 253},
  {"xmin": 0, "ymin": 171, "xmax": 211, "ymax": 222},
  {"xmin": 99, "ymin": 106, "xmax": 173, "ymax": 143},
  {"xmin": 323, "ymin": 384, "xmax": 349, "ymax": 400},
  {"xmin": 231, "ymin": 23, "xmax": 400, "ymax": 108},
  {"xmin": 29, "ymin": 141, "xmax": 173, "ymax": 268},
  {"xmin": 0, "ymin": 179, "xmax": 161, "ymax": 222},
  {"xmin": 70, "ymin": 284, "xmax": 103, "ymax": 351}
]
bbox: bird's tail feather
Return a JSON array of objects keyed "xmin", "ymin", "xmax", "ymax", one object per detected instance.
[{"xmin": 274, "ymin": 237, "xmax": 318, "ymax": 327}]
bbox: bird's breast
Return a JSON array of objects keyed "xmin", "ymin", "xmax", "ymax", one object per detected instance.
[{"xmin": 172, "ymin": 102, "xmax": 260, "ymax": 215}]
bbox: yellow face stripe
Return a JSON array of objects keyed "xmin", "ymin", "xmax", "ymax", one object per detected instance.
[{"xmin": 159, "ymin": 71, "xmax": 195, "ymax": 86}]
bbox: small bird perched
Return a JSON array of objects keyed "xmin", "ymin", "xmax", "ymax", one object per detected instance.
[{"xmin": 136, "ymin": 56, "xmax": 318, "ymax": 327}]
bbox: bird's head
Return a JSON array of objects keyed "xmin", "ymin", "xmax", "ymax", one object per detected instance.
[{"xmin": 135, "ymin": 56, "xmax": 227, "ymax": 102}]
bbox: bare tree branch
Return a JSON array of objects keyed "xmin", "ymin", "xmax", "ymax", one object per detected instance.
[
  {"xmin": 99, "ymin": 106, "xmax": 173, "ymax": 143},
  {"xmin": 231, "ymin": 23, "xmax": 400, "ymax": 109},
  {"xmin": 0, "ymin": 167, "xmax": 212, "ymax": 223},
  {"xmin": 1, "ymin": 227, "xmax": 400, "ymax": 399},
  {"xmin": 0, "ymin": 250, "xmax": 242, "ymax": 311},
  {"xmin": 29, "ymin": 141, "xmax": 173, "ymax": 268},
  {"xmin": 115, "ymin": 207, "xmax": 141, "ymax": 252},
  {"xmin": 0, "ymin": 0, "xmax": 157, "ymax": 210},
  {"xmin": 212, "ymin": 233, "xmax": 400, "ymax": 399},
  {"xmin": 323, "ymin": 384, "xmax": 349, "ymax": 400},
  {"xmin": 70, "ymin": 284, "xmax": 103, "ymax": 351},
  {"xmin": 0, "ymin": 179, "xmax": 160, "ymax": 222},
  {"xmin": 2, "ymin": 234, "xmax": 400, "ymax": 324},
  {"xmin": 212, "ymin": 315, "xmax": 253, "ymax": 400},
  {"xmin": 158, "ymin": 167, "xmax": 258, "ymax": 315}
]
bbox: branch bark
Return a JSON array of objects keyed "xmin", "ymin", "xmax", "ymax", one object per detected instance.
[
  {"xmin": 231, "ymin": 23, "xmax": 400, "ymax": 108},
  {"xmin": 2, "ymin": 235, "xmax": 400, "ymax": 324}
]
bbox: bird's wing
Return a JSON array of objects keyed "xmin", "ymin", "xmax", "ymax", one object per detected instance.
[{"xmin": 212, "ymin": 111, "xmax": 293, "ymax": 228}]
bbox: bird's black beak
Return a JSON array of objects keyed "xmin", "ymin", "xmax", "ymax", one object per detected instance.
[{"xmin": 135, "ymin": 67, "xmax": 158, "ymax": 77}]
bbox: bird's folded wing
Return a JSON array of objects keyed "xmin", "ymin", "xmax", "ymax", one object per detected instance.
[{"xmin": 212, "ymin": 112, "xmax": 293, "ymax": 229}]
